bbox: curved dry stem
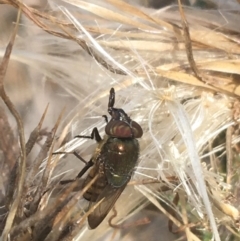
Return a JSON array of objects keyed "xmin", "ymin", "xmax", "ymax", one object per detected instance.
[{"xmin": 0, "ymin": 10, "xmax": 27, "ymax": 241}]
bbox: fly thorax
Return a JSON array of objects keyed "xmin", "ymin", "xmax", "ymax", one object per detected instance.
[
  {"xmin": 101, "ymin": 137, "xmax": 139, "ymax": 187},
  {"xmin": 92, "ymin": 135, "xmax": 109, "ymax": 161},
  {"xmin": 106, "ymin": 169, "xmax": 130, "ymax": 187}
]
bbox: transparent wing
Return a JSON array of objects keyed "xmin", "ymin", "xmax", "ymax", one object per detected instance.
[{"xmin": 88, "ymin": 183, "xmax": 127, "ymax": 229}]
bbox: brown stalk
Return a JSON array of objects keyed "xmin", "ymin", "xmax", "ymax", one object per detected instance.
[
  {"xmin": 168, "ymin": 192, "xmax": 180, "ymax": 233},
  {"xmin": 226, "ymin": 126, "xmax": 233, "ymax": 185},
  {"xmin": 177, "ymin": 0, "xmax": 235, "ymax": 98},
  {"xmin": 25, "ymin": 104, "xmax": 49, "ymax": 156},
  {"xmin": 44, "ymin": 174, "xmax": 99, "ymax": 241},
  {"xmin": 177, "ymin": 0, "xmax": 204, "ymax": 83},
  {"xmin": 59, "ymin": 24, "xmax": 127, "ymax": 75},
  {"xmin": 27, "ymin": 130, "xmax": 54, "ymax": 186},
  {"xmin": 60, "ymin": 197, "xmax": 104, "ymax": 241},
  {"xmin": 11, "ymin": 171, "xmax": 86, "ymax": 238},
  {"xmin": 27, "ymin": 109, "xmax": 65, "ymax": 216},
  {"xmin": 3, "ymin": 0, "xmax": 127, "ymax": 76},
  {"xmin": 0, "ymin": 106, "xmax": 19, "ymax": 170},
  {"xmin": 128, "ymin": 176, "xmax": 179, "ymax": 186},
  {"xmin": 40, "ymin": 108, "xmax": 65, "ymax": 188},
  {"xmin": 16, "ymin": 128, "xmax": 56, "ymax": 221},
  {"xmin": 0, "ymin": 10, "xmax": 27, "ymax": 241},
  {"xmin": 208, "ymin": 140, "xmax": 218, "ymax": 173},
  {"xmin": 108, "ymin": 205, "xmax": 150, "ymax": 229}
]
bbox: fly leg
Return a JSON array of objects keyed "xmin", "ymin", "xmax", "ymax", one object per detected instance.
[
  {"xmin": 75, "ymin": 127, "xmax": 102, "ymax": 143},
  {"xmin": 59, "ymin": 158, "xmax": 94, "ymax": 185},
  {"xmin": 108, "ymin": 206, "xmax": 119, "ymax": 228},
  {"xmin": 54, "ymin": 128, "xmax": 101, "ymax": 184},
  {"xmin": 102, "ymin": 115, "xmax": 108, "ymax": 123},
  {"xmin": 53, "ymin": 151, "xmax": 88, "ymax": 164},
  {"xmin": 108, "ymin": 206, "xmax": 150, "ymax": 229},
  {"xmin": 53, "ymin": 150, "xmax": 93, "ymax": 184}
]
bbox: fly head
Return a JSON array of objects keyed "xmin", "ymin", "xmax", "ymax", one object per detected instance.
[{"xmin": 105, "ymin": 88, "xmax": 143, "ymax": 138}]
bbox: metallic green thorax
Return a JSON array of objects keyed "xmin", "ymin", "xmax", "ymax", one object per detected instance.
[{"xmin": 94, "ymin": 135, "xmax": 140, "ymax": 187}]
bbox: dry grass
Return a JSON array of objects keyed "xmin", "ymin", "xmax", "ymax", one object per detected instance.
[{"xmin": 0, "ymin": 0, "xmax": 240, "ymax": 241}]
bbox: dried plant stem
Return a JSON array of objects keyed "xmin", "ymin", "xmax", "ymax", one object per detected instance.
[
  {"xmin": 225, "ymin": 226, "xmax": 240, "ymax": 238},
  {"xmin": 26, "ymin": 110, "xmax": 65, "ymax": 217},
  {"xmin": 11, "ymin": 174, "xmax": 86, "ymax": 238},
  {"xmin": 177, "ymin": 0, "xmax": 204, "ymax": 83},
  {"xmin": 179, "ymin": 191, "xmax": 201, "ymax": 241},
  {"xmin": 208, "ymin": 140, "xmax": 218, "ymax": 173},
  {"xmin": 168, "ymin": 192, "xmax": 180, "ymax": 233},
  {"xmin": 138, "ymin": 187, "xmax": 183, "ymax": 228},
  {"xmin": 25, "ymin": 104, "xmax": 49, "ymax": 156},
  {"xmin": 44, "ymin": 174, "xmax": 99, "ymax": 241},
  {"xmin": 61, "ymin": 197, "xmax": 104, "ymax": 241},
  {"xmin": 0, "ymin": 106, "xmax": 18, "ymax": 170},
  {"xmin": 177, "ymin": 0, "xmax": 233, "ymax": 100},
  {"xmin": 2, "ymin": 0, "xmax": 127, "ymax": 75},
  {"xmin": 41, "ymin": 108, "xmax": 65, "ymax": 189},
  {"xmin": 128, "ymin": 176, "xmax": 178, "ymax": 186},
  {"xmin": 104, "ymin": 0, "xmax": 182, "ymax": 35},
  {"xmin": 59, "ymin": 22, "xmax": 127, "ymax": 75},
  {"xmin": 226, "ymin": 126, "xmax": 233, "ymax": 185},
  {"xmin": 108, "ymin": 205, "xmax": 150, "ymax": 229},
  {"xmin": 0, "ymin": 11, "xmax": 27, "ymax": 241}
]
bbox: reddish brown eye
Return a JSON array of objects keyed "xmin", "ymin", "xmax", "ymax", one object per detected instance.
[
  {"xmin": 105, "ymin": 120, "xmax": 143, "ymax": 138},
  {"xmin": 105, "ymin": 121, "xmax": 132, "ymax": 138},
  {"xmin": 131, "ymin": 121, "xmax": 143, "ymax": 138}
]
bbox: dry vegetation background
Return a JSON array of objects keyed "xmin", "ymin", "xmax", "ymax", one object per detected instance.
[{"xmin": 1, "ymin": 0, "xmax": 240, "ymax": 240}]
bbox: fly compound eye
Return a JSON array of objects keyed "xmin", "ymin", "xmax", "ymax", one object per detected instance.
[
  {"xmin": 131, "ymin": 121, "xmax": 143, "ymax": 138},
  {"xmin": 105, "ymin": 120, "xmax": 132, "ymax": 138},
  {"xmin": 105, "ymin": 120, "xmax": 143, "ymax": 138}
]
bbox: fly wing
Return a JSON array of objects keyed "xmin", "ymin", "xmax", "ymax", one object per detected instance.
[{"xmin": 87, "ymin": 183, "xmax": 127, "ymax": 229}]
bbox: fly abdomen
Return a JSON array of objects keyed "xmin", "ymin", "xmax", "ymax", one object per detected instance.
[{"xmin": 83, "ymin": 166, "xmax": 108, "ymax": 202}]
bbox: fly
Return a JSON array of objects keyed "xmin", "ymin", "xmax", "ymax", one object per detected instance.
[{"xmin": 61, "ymin": 88, "xmax": 143, "ymax": 229}]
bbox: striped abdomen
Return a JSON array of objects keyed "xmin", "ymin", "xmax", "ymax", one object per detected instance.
[{"xmin": 83, "ymin": 165, "xmax": 107, "ymax": 202}]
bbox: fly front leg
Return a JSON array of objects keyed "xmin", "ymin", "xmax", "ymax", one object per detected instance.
[
  {"xmin": 75, "ymin": 127, "xmax": 102, "ymax": 143},
  {"xmin": 102, "ymin": 115, "xmax": 108, "ymax": 123}
]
